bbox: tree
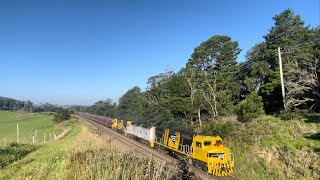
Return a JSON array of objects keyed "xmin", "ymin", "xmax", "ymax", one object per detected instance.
[
  {"xmin": 68, "ymin": 105, "xmax": 89, "ymax": 112},
  {"xmin": 237, "ymin": 92, "xmax": 265, "ymax": 122},
  {"xmin": 53, "ymin": 108, "xmax": 71, "ymax": 123},
  {"xmin": 116, "ymin": 86, "xmax": 147, "ymax": 120},
  {"xmin": 146, "ymin": 70, "xmax": 174, "ymax": 105},
  {"xmin": 284, "ymin": 27, "xmax": 320, "ymax": 110},
  {"xmin": 88, "ymin": 99, "xmax": 115, "ymax": 117},
  {"xmin": 24, "ymin": 100, "xmax": 33, "ymax": 112},
  {"xmin": 42, "ymin": 103, "xmax": 55, "ymax": 112},
  {"xmin": 186, "ymin": 35, "xmax": 241, "ymax": 118},
  {"xmin": 0, "ymin": 96, "xmax": 32, "ymax": 111},
  {"xmin": 243, "ymin": 9, "xmax": 319, "ymax": 113},
  {"xmin": 161, "ymin": 96, "xmax": 196, "ymax": 128}
]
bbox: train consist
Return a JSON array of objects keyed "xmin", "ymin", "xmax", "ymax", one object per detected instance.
[{"xmin": 76, "ymin": 112, "xmax": 234, "ymax": 176}]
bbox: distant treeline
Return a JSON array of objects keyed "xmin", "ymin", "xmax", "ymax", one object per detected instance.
[
  {"xmin": 0, "ymin": 96, "xmax": 33, "ymax": 112},
  {"xmin": 79, "ymin": 9, "xmax": 319, "ymax": 129},
  {"xmin": 0, "ymin": 96, "xmax": 73, "ymax": 123}
]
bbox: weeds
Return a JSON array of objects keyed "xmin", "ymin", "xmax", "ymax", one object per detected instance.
[
  {"xmin": 0, "ymin": 142, "xmax": 39, "ymax": 169},
  {"xmin": 216, "ymin": 115, "xmax": 320, "ymax": 180},
  {"xmin": 69, "ymin": 127, "xmax": 174, "ymax": 180}
]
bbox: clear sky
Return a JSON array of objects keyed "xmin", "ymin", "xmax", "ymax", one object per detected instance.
[{"xmin": 0, "ymin": 0, "xmax": 319, "ymax": 105}]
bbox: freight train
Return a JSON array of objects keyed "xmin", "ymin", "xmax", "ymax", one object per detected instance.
[{"xmin": 76, "ymin": 112, "xmax": 234, "ymax": 176}]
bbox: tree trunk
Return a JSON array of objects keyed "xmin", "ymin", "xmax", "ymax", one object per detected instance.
[
  {"xmin": 201, "ymin": 90, "xmax": 216, "ymax": 117},
  {"xmin": 198, "ymin": 109, "xmax": 202, "ymax": 127}
]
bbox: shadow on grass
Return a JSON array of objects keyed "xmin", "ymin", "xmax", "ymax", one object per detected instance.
[
  {"xmin": 305, "ymin": 115, "xmax": 320, "ymax": 123},
  {"xmin": 0, "ymin": 143, "xmax": 39, "ymax": 169},
  {"xmin": 304, "ymin": 132, "xmax": 320, "ymax": 140}
]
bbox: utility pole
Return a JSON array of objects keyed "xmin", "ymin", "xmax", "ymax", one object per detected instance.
[
  {"xmin": 35, "ymin": 130, "xmax": 37, "ymax": 143},
  {"xmin": 278, "ymin": 47, "xmax": 286, "ymax": 110},
  {"xmin": 17, "ymin": 124, "xmax": 19, "ymax": 143}
]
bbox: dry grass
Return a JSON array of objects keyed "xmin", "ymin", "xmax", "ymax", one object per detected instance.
[{"xmin": 68, "ymin": 126, "xmax": 175, "ymax": 180}]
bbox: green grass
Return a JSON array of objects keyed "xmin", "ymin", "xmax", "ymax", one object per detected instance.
[
  {"xmin": 219, "ymin": 115, "xmax": 320, "ymax": 180},
  {"xmin": 0, "ymin": 111, "xmax": 55, "ymax": 144},
  {"xmin": 0, "ymin": 116, "xmax": 175, "ymax": 180},
  {"xmin": 7, "ymin": 110, "xmax": 318, "ymax": 179},
  {"xmin": 0, "ymin": 143, "xmax": 40, "ymax": 169},
  {"xmin": 0, "ymin": 117, "xmax": 81, "ymax": 179}
]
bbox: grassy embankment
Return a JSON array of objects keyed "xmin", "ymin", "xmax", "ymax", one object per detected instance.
[
  {"xmin": 4, "ymin": 110, "xmax": 318, "ymax": 179},
  {"xmin": 0, "ymin": 111, "xmax": 60, "ymax": 145},
  {"xmin": 0, "ymin": 111, "xmax": 174, "ymax": 179},
  {"xmin": 204, "ymin": 115, "xmax": 320, "ymax": 180}
]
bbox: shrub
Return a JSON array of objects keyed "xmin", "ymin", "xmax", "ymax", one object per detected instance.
[
  {"xmin": 278, "ymin": 108, "xmax": 307, "ymax": 120},
  {"xmin": 237, "ymin": 92, "xmax": 264, "ymax": 122},
  {"xmin": 202, "ymin": 121, "xmax": 236, "ymax": 139},
  {"xmin": 53, "ymin": 108, "xmax": 71, "ymax": 123},
  {"xmin": 0, "ymin": 143, "xmax": 39, "ymax": 168}
]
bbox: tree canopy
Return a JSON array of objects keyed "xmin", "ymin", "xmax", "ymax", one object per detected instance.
[{"xmin": 82, "ymin": 9, "xmax": 319, "ymax": 129}]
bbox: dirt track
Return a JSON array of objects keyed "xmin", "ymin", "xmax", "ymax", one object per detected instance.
[{"xmin": 54, "ymin": 127, "xmax": 71, "ymax": 141}]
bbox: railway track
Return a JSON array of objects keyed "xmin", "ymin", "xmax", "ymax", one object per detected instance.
[
  {"xmin": 80, "ymin": 115, "xmax": 236, "ymax": 180},
  {"xmin": 89, "ymin": 118, "xmax": 177, "ymax": 164}
]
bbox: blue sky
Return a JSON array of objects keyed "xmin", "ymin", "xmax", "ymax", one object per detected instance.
[{"xmin": 0, "ymin": 0, "xmax": 319, "ymax": 105}]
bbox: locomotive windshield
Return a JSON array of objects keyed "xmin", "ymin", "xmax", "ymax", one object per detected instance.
[{"xmin": 204, "ymin": 141, "xmax": 212, "ymax": 146}]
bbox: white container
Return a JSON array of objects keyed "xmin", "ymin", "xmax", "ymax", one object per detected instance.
[{"xmin": 127, "ymin": 124, "xmax": 155, "ymax": 143}]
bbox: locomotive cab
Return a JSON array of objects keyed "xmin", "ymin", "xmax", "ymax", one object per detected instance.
[
  {"xmin": 191, "ymin": 135, "xmax": 234, "ymax": 176},
  {"xmin": 112, "ymin": 119, "xmax": 132, "ymax": 134}
]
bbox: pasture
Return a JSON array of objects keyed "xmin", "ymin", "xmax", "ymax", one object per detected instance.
[{"xmin": 0, "ymin": 111, "xmax": 55, "ymax": 145}]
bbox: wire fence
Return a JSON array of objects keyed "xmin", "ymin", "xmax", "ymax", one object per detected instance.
[{"xmin": 0, "ymin": 123, "xmax": 57, "ymax": 147}]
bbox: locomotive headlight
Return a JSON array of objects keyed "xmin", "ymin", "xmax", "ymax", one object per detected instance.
[{"xmin": 218, "ymin": 154, "xmax": 224, "ymax": 159}]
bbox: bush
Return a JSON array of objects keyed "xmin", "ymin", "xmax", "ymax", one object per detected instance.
[
  {"xmin": 202, "ymin": 121, "xmax": 236, "ymax": 139},
  {"xmin": 278, "ymin": 109, "xmax": 308, "ymax": 120},
  {"xmin": 237, "ymin": 92, "xmax": 264, "ymax": 122},
  {"xmin": 0, "ymin": 143, "xmax": 39, "ymax": 168},
  {"xmin": 53, "ymin": 108, "xmax": 71, "ymax": 123},
  {"xmin": 216, "ymin": 90, "xmax": 236, "ymax": 116}
]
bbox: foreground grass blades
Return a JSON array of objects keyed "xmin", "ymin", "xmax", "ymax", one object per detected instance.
[{"xmin": 69, "ymin": 126, "xmax": 173, "ymax": 180}]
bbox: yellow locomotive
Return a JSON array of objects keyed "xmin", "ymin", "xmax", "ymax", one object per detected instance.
[
  {"xmin": 155, "ymin": 128, "xmax": 234, "ymax": 176},
  {"xmin": 113, "ymin": 120, "xmax": 234, "ymax": 176}
]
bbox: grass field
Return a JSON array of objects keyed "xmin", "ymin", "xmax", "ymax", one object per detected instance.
[
  {"xmin": 0, "ymin": 111, "xmax": 56, "ymax": 145},
  {"xmin": 0, "ymin": 117, "xmax": 80, "ymax": 179},
  {"xmin": 0, "ymin": 113, "xmax": 175, "ymax": 180}
]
